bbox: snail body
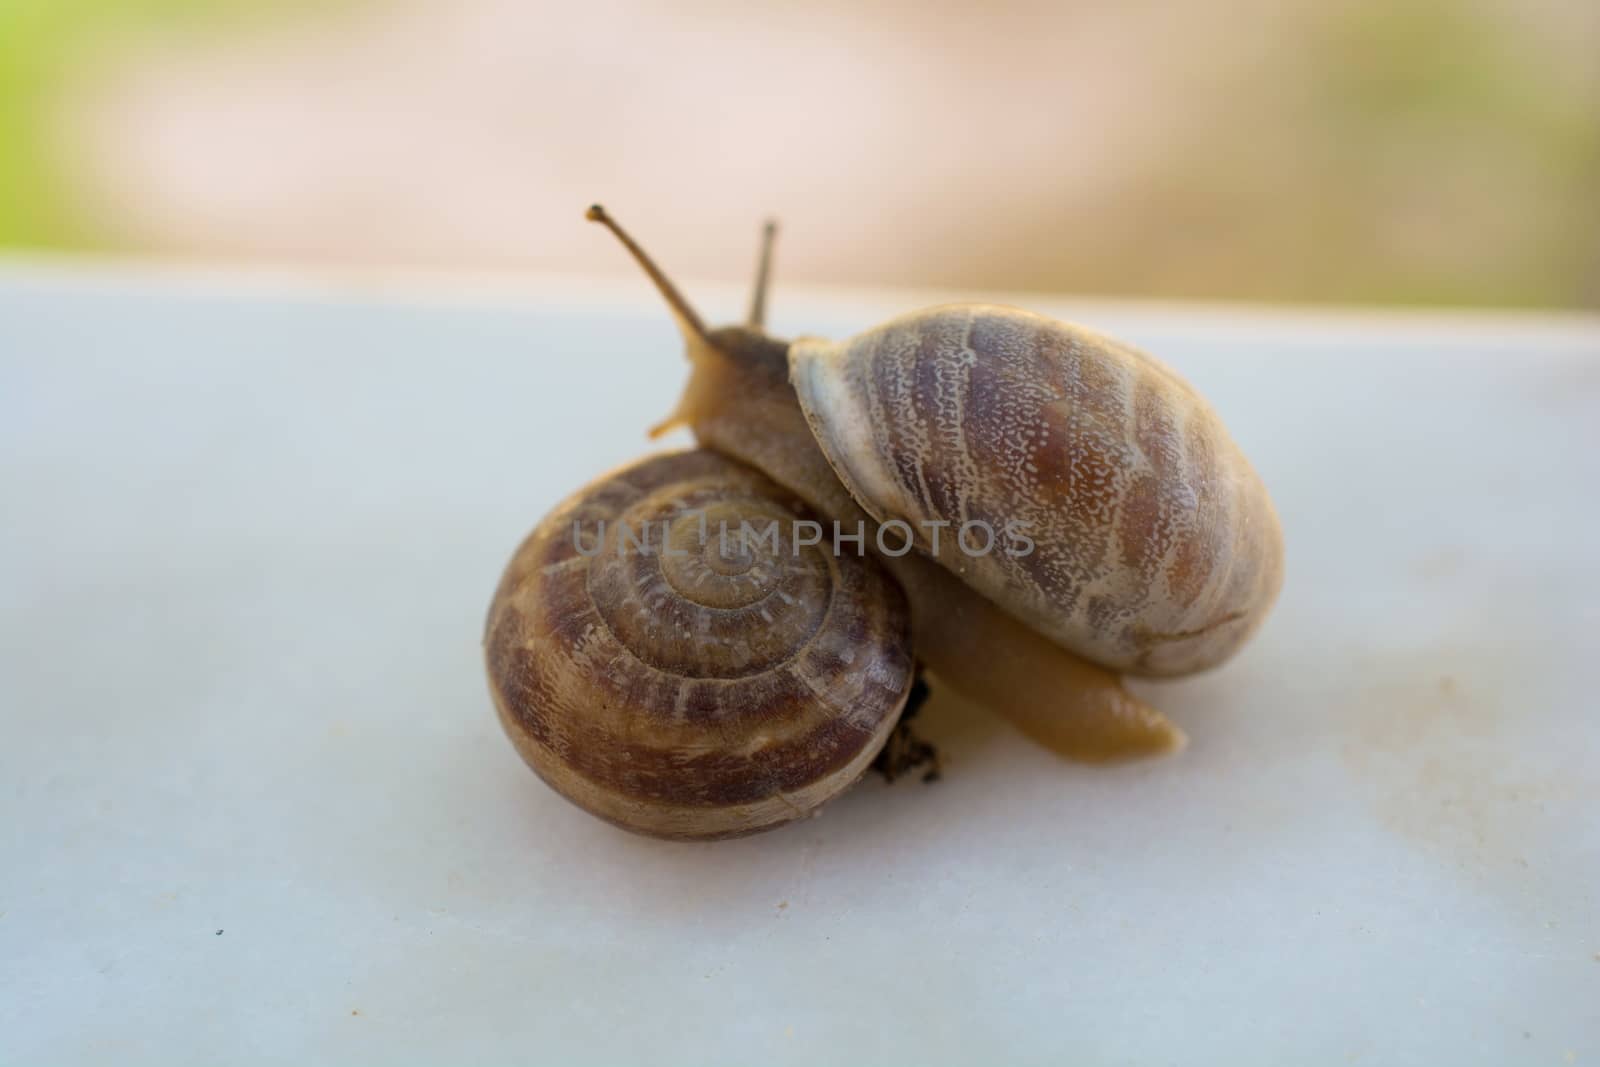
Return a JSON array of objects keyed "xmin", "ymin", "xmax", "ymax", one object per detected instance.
[{"xmin": 485, "ymin": 449, "xmax": 913, "ymax": 840}]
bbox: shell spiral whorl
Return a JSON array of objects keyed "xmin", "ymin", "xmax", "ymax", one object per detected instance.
[{"xmin": 485, "ymin": 450, "xmax": 914, "ymax": 840}]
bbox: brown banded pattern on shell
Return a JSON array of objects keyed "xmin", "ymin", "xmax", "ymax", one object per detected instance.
[
  {"xmin": 790, "ymin": 304, "xmax": 1284, "ymax": 676},
  {"xmin": 484, "ymin": 449, "xmax": 914, "ymax": 839}
]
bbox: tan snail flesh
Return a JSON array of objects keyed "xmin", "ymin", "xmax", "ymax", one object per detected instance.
[
  {"xmin": 485, "ymin": 450, "xmax": 914, "ymax": 840},
  {"xmin": 587, "ymin": 205, "xmax": 1285, "ymax": 761}
]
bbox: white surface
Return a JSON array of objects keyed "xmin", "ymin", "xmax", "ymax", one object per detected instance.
[{"xmin": 2, "ymin": 265, "xmax": 1598, "ymax": 1065}]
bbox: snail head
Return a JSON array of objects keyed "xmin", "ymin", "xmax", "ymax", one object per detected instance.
[{"xmin": 585, "ymin": 205, "xmax": 794, "ymax": 442}]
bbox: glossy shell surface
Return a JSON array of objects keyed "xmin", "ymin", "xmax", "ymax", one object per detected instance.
[
  {"xmin": 791, "ymin": 304, "xmax": 1284, "ymax": 676},
  {"xmin": 484, "ymin": 449, "xmax": 914, "ymax": 839}
]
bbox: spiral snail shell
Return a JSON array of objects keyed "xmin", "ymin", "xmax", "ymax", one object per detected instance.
[
  {"xmin": 484, "ymin": 449, "xmax": 914, "ymax": 840},
  {"xmin": 790, "ymin": 306, "xmax": 1282, "ymax": 676}
]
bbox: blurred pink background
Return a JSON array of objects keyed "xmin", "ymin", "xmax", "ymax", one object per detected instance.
[{"xmin": 8, "ymin": 0, "xmax": 1599, "ymax": 307}]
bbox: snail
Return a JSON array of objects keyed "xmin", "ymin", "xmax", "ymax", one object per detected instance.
[
  {"xmin": 485, "ymin": 449, "xmax": 915, "ymax": 839},
  {"xmin": 582, "ymin": 206, "xmax": 1284, "ymax": 759},
  {"xmin": 483, "ymin": 207, "xmax": 1284, "ymax": 840}
]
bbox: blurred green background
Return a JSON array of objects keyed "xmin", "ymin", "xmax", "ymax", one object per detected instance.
[
  {"xmin": 0, "ymin": 0, "xmax": 323, "ymax": 247},
  {"xmin": 2, "ymin": 0, "xmax": 1596, "ymax": 308}
]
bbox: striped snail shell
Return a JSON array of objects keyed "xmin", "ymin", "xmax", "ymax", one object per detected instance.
[
  {"xmin": 484, "ymin": 449, "xmax": 915, "ymax": 840},
  {"xmin": 790, "ymin": 305, "xmax": 1284, "ymax": 677}
]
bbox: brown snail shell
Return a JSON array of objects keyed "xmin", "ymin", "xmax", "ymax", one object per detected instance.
[
  {"xmin": 484, "ymin": 449, "xmax": 915, "ymax": 839},
  {"xmin": 791, "ymin": 305, "xmax": 1284, "ymax": 677}
]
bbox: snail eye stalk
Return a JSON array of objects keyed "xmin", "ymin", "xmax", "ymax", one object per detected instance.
[
  {"xmin": 747, "ymin": 219, "xmax": 778, "ymax": 332},
  {"xmin": 586, "ymin": 204, "xmax": 709, "ymax": 342}
]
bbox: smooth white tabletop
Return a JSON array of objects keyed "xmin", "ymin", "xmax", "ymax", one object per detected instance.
[{"xmin": 2, "ymin": 264, "xmax": 1597, "ymax": 1065}]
